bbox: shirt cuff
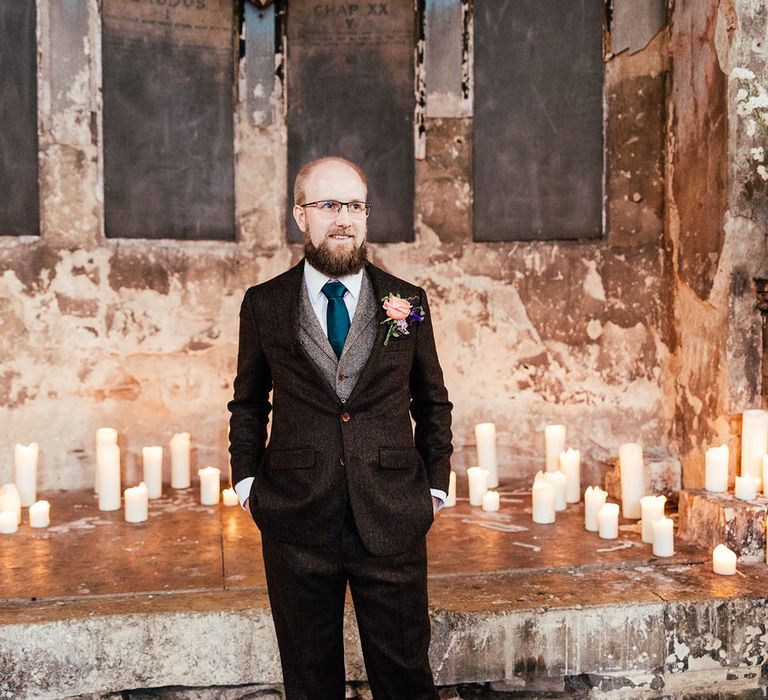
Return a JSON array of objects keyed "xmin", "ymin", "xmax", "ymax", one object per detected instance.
[
  {"xmin": 234, "ymin": 477, "xmax": 255, "ymax": 510},
  {"xmin": 430, "ymin": 488, "xmax": 448, "ymax": 512}
]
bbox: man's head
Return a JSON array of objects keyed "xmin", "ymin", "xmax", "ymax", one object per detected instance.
[{"xmin": 292, "ymin": 157, "xmax": 369, "ymax": 278}]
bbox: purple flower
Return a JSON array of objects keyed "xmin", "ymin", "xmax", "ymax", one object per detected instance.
[
  {"xmin": 396, "ymin": 319, "xmax": 409, "ymax": 332},
  {"xmin": 408, "ymin": 309, "xmax": 424, "ymax": 322}
]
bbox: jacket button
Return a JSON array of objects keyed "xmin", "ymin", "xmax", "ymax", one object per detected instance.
[
  {"xmin": 341, "ymin": 412, "xmax": 351, "ymax": 423},
  {"xmin": 339, "ymin": 457, "xmax": 345, "ymax": 466},
  {"xmin": 338, "ymin": 372, "xmax": 345, "ymax": 381}
]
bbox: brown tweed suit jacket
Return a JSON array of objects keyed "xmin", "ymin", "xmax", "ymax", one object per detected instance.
[{"xmin": 227, "ymin": 259, "xmax": 453, "ymax": 556}]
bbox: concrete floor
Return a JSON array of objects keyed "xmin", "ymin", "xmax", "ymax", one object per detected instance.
[{"xmin": 3, "ymin": 480, "xmax": 768, "ymax": 699}]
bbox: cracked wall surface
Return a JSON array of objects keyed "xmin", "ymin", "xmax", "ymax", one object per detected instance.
[
  {"xmin": 0, "ymin": 1, "xmax": 673, "ymax": 490},
  {"xmin": 669, "ymin": 0, "xmax": 768, "ymax": 489}
]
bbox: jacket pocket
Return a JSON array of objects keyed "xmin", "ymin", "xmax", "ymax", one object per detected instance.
[
  {"xmin": 269, "ymin": 447, "xmax": 316, "ymax": 470},
  {"xmin": 379, "ymin": 447, "xmax": 422, "ymax": 470}
]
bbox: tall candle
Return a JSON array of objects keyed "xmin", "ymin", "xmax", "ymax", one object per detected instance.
[
  {"xmin": 559, "ymin": 447, "xmax": 581, "ymax": 503},
  {"xmin": 597, "ymin": 502, "xmax": 619, "ymax": 539},
  {"xmin": 651, "ymin": 516, "xmax": 674, "ymax": 557},
  {"xmin": 14, "ymin": 442, "xmax": 39, "ymax": 506},
  {"xmin": 467, "ymin": 467, "xmax": 489, "ymax": 506},
  {"xmin": 705, "ymin": 444, "xmax": 729, "ymax": 493},
  {"xmin": 713, "ymin": 544, "xmax": 737, "ymax": 575},
  {"xmin": 170, "ymin": 432, "xmax": 191, "ymax": 489},
  {"xmin": 474, "ymin": 423, "xmax": 498, "ymax": 488},
  {"xmin": 735, "ymin": 474, "xmax": 757, "ymax": 501},
  {"xmin": 124, "ymin": 483, "xmax": 149, "ymax": 523},
  {"xmin": 222, "ymin": 487, "xmax": 239, "ymax": 507},
  {"xmin": 0, "ymin": 511, "xmax": 17, "ymax": 534},
  {"xmin": 95, "ymin": 427, "xmax": 118, "ymax": 494},
  {"xmin": 545, "ymin": 470, "xmax": 567, "ymax": 511},
  {"xmin": 199, "ymin": 466, "xmax": 221, "ymax": 505},
  {"xmin": 741, "ymin": 409, "xmax": 768, "ymax": 479},
  {"xmin": 445, "ymin": 470, "xmax": 457, "ymax": 507},
  {"xmin": 640, "ymin": 495, "xmax": 666, "ymax": 544},
  {"xmin": 545, "ymin": 425, "xmax": 566, "ymax": 472},
  {"xmin": 619, "ymin": 443, "xmax": 645, "ymax": 519},
  {"xmin": 97, "ymin": 444, "xmax": 122, "ymax": 511},
  {"xmin": 481, "ymin": 490, "xmax": 500, "ymax": 512},
  {"xmin": 142, "ymin": 446, "xmax": 163, "ymax": 499},
  {"xmin": 584, "ymin": 485, "xmax": 608, "ymax": 532},
  {"xmin": 532, "ymin": 473, "xmax": 556, "ymax": 524},
  {"xmin": 29, "ymin": 500, "xmax": 50, "ymax": 528},
  {"xmin": 0, "ymin": 484, "xmax": 21, "ymax": 525}
]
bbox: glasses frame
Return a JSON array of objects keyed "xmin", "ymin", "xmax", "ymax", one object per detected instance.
[{"xmin": 299, "ymin": 200, "xmax": 372, "ymax": 218}]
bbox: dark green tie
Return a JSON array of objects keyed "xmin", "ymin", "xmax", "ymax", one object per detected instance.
[{"xmin": 321, "ymin": 281, "xmax": 351, "ymax": 359}]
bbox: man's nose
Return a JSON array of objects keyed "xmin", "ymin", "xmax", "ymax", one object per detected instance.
[{"xmin": 335, "ymin": 204, "xmax": 352, "ymax": 225}]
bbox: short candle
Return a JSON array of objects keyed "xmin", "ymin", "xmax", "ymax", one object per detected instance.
[
  {"xmin": 713, "ymin": 544, "xmax": 737, "ymax": 575},
  {"xmin": 0, "ymin": 484, "xmax": 22, "ymax": 525},
  {"xmin": 467, "ymin": 467, "xmax": 489, "ymax": 506},
  {"xmin": 222, "ymin": 487, "xmax": 239, "ymax": 507},
  {"xmin": 124, "ymin": 483, "xmax": 149, "ymax": 523},
  {"xmin": 29, "ymin": 500, "xmax": 50, "ymax": 528},
  {"xmin": 0, "ymin": 510, "xmax": 17, "ymax": 534},
  {"xmin": 705, "ymin": 444, "xmax": 729, "ymax": 493},
  {"xmin": 199, "ymin": 466, "xmax": 221, "ymax": 506},
  {"xmin": 584, "ymin": 485, "xmax": 607, "ymax": 532},
  {"xmin": 481, "ymin": 490, "xmax": 500, "ymax": 512},
  {"xmin": 532, "ymin": 473, "xmax": 556, "ymax": 524},
  {"xmin": 651, "ymin": 516, "xmax": 674, "ymax": 557},
  {"xmin": 597, "ymin": 502, "xmax": 619, "ymax": 539},
  {"xmin": 735, "ymin": 474, "xmax": 757, "ymax": 501},
  {"xmin": 640, "ymin": 495, "xmax": 666, "ymax": 544}
]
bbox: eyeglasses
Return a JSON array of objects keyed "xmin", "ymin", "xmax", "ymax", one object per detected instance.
[{"xmin": 299, "ymin": 200, "xmax": 372, "ymax": 218}]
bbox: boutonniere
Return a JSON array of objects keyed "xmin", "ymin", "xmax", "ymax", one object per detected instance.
[{"xmin": 381, "ymin": 293, "xmax": 425, "ymax": 345}]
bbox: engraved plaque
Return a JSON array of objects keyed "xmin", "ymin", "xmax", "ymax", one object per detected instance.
[
  {"xmin": 473, "ymin": 0, "xmax": 604, "ymax": 241},
  {"xmin": 286, "ymin": 1, "xmax": 415, "ymax": 243},
  {"xmin": 0, "ymin": 0, "xmax": 38, "ymax": 236},
  {"xmin": 102, "ymin": 0, "xmax": 236, "ymax": 240}
]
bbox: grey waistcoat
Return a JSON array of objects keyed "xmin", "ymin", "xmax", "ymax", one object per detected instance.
[{"xmin": 298, "ymin": 270, "xmax": 379, "ymax": 402}]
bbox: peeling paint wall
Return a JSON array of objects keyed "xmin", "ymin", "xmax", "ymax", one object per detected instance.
[
  {"xmin": 669, "ymin": 0, "xmax": 768, "ymax": 488},
  {"xmin": 0, "ymin": 1, "xmax": 673, "ymax": 490}
]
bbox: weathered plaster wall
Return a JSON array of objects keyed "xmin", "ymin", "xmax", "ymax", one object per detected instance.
[
  {"xmin": 0, "ymin": 1, "xmax": 673, "ymax": 491},
  {"xmin": 669, "ymin": 0, "xmax": 768, "ymax": 489}
]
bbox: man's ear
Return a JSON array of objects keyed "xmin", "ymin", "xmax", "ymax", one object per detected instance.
[{"xmin": 292, "ymin": 205, "xmax": 307, "ymax": 233}]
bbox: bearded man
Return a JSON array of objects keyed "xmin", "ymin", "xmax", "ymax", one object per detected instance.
[{"xmin": 228, "ymin": 156, "xmax": 453, "ymax": 699}]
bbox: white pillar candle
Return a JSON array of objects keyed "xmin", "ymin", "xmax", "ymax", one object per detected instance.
[
  {"xmin": 0, "ymin": 484, "xmax": 22, "ymax": 524},
  {"xmin": 584, "ymin": 485, "xmax": 608, "ymax": 532},
  {"xmin": 544, "ymin": 470, "xmax": 567, "ymax": 511},
  {"xmin": 713, "ymin": 543, "xmax": 737, "ymax": 575},
  {"xmin": 532, "ymin": 474, "xmax": 556, "ymax": 524},
  {"xmin": 619, "ymin": 443, "xmax": 645, "ymax": 519},
  {"xmin": 199, "ymin": 466, "xmax": 221, "ymax": 505},
  {"xmin": 0, "ymin": 511, "xmax": 18, "ymax": 534},
  {"xmin": 597, "ymin": 502, "xmax": 619, "ymax": 539},
  {"xmin": 170, "ymin": 432, "xmax": 191, "ymax": 489},
  {"xmin": 741, "ymin": 409, "xmax": 768, "ymax": 479},
  {"xmin": 97, "ymin": 444, "xmax": 122, "ymax": 511},
  {"xmin": 445, "ymin": 470, "xmax": 457, "ymax": 508},
  {"xmin": 481, "ymin": 490, "xmax": 500, "ymax": 512},
  {"xmin": 545, "ymin": 424, "xmax": 566, "ymax": 472},
  {"xmin": 142, "ymin": 446, "xmax": 164, "ymax": 499},
  {"xmin": 559, "ymin": 447, "xmax": 581, "ymax": 503},
  {"xmin": 14, "ymin": 442, "xmax": 39, "ymax": 507},
  {"xmin": 124, "ymin": 483, "xmax": 149, "ymax": 522},
  {"xmin": 95, "ymin": 427, "xmax": 118, "ymax": 494},
  {"xmin": 705, "ymin": 444, "xmax": 729, "ymax": 492},
  {"xmin": 467, "ymin": 467, "xmax": 489, "ymax": 506},
  {"xmin": 735, "ymin": 474, "xmax": 757, "ymax": 501},
  {"xmin": 474, "ymin": 423, "xmax": 498, "ymax": 488},
  {"xmin": 29, "ymin": 500, "xmax": 50, "ymax": 528},
  {"xmin": 640, "ymin": 495, "xmax": 667, "ymax": 544},
  {"xmin": 651, "ymin": 516, "xmax": 674, "ymax": 557},
  {"xmin": 222, "ymin": 487, "xmax": 239, "ymax": 507}
]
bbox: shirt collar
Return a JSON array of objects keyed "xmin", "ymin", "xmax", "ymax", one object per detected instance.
[{"xmin": 304, "ymin": 259, "xmax": 364, "ymax": 301}]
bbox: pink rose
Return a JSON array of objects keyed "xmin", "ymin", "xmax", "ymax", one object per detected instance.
[{"xmin": 383, "ymin": 295, "xmax": 411, "ymax": 321}]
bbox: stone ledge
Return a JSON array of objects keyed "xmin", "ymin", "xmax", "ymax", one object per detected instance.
[{"xmin": 678, "ymin": 488, "xmax": 768, "ymax": 562}]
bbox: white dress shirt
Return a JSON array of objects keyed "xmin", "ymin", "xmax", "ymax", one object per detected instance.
[{"xmin": 234, "ymin": 261, "xmax": 447, "ymax": 510}]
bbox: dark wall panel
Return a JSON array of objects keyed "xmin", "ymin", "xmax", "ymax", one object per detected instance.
[
  {"xmin": 0, "ymin": 0, "xmax": 39, "ymax": 236},
  {"xmin": 286, "ymin": 0, "xmax": 415, "ymax": 243},
  {"xmin": 473, "ymin": 0, "xmax": 604, "ymax": 241},
  {"xmin": 102, "ymin": 0, "xmax": 236, "ymax": 240}
]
